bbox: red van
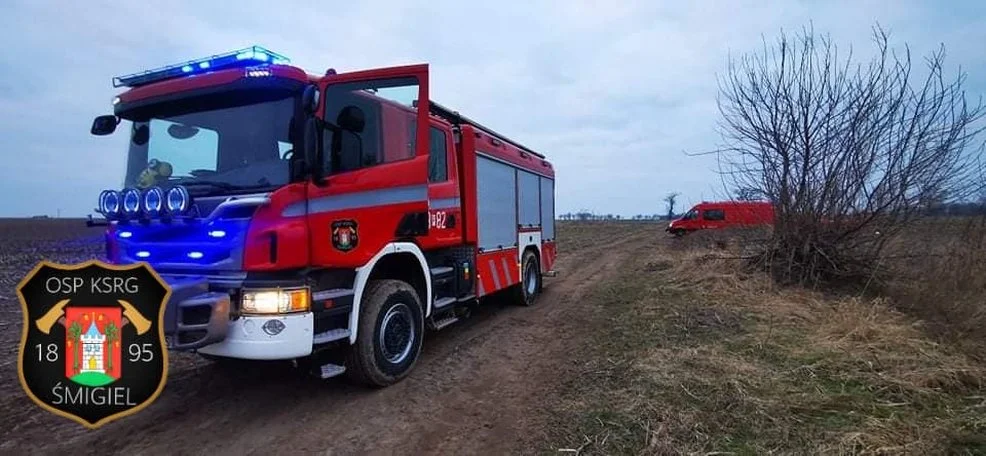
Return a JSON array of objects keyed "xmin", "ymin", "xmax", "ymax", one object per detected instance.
[{"xmin": 666, "ymin": 201, "xmax": 774, "ymax": 236}]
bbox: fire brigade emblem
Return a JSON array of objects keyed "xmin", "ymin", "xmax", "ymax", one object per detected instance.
[
  {"xmin": 332, "ymin": 220, "xmax": 359, "ymax": 252},
  {"xmin": 16, "ymin": 259, "xmax": 170, "ymax": 429}
]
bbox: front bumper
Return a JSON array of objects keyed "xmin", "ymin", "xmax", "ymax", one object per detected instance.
[
  {"xmin": 197, "ymin": 312, "xmax": 314, "ymax": 360},
  {"xmin": 161, "ymin": 274, "xmax": 315, "ymax": 360},
  {"xmin": 162, "ymin": 275, "xmax": 231, "ymax": 350}
]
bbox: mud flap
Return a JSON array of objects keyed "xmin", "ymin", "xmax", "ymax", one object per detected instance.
[{"xmin": 161, "ymin": 275, "xmax": 230, "ymax": 350}]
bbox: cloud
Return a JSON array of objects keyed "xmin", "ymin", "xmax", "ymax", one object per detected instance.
[{"xmin": 0, "ymin": 0, "xmax": 983, "ymax": 217}]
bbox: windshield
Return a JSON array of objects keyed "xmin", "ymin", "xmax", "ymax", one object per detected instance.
[
  {"xmin": 683, "ymin": 209, "xmax": 698, "ymax": 220},
  {"xmin": 120, "ymin": 89, "xmax": 299, "ymax": 195}
]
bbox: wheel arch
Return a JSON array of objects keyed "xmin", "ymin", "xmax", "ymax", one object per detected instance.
[
  {"xmin": 523, "ymin": 244, "xmax": 541, "ymax": 263},
  {"xmin": 350, "ymin": 242, "xmax": 431, "ymax": 345},
  {"xmin": 522, "ymin": 245, "xmax": 542, "ymax": 292}
]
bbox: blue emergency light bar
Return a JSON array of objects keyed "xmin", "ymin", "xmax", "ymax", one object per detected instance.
[{"xmin": 112, "ymin": 46, "xmax": 290, "ymax": 88}]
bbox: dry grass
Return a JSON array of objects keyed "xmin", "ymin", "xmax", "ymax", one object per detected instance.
[
  {"xmin": 881, "ymin": 217, "xmax": 986, "ymax": 360},
  {"xmin": 543, "ymin": 222, "xmax": 986, "ymax": 455}
]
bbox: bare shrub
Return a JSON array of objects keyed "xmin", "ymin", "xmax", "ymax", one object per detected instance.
[{"xmin": 714, "ymin": 23, "xmax": 986, "ymax": 287}]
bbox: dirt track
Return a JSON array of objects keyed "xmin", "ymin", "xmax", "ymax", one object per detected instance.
[{"xmin": 0, "ymin": 220, "xmax": 655, "ymax": 455}]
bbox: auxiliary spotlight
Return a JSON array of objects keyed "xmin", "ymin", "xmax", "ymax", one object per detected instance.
[
  {"xmin": 166, "ymin": 185, "xmax": 191, "ymax": 215},
  {"xmin": 121, "ymin": 188, "xmax": 142, "ymax": 217},
  {"xmin": 143, "ymin": 187, "xmax": 164, "ymax": 216},
  {"xmin": 98, "ymin": 190, "xmax": 121, "ymax": 218}
]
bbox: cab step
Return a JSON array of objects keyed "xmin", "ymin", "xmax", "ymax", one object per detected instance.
[
  {"xmin": 428, "ymin": 315, "xmax": 460, "ymax": 331},
  {"xmin": 318, "ymin": 363, "xmax": 347, "ymax": 379},
  {"xmin": 434, "ymin": 296, "xmax": 456, "ymax": 309},
  {"xmin": 313, "ymin": 328, "xmax": 350, "ymax": 345},
  {"xmin": 431, "ymin": 266, "xmax": 455, "ymax": 286},
  {"xmin": 430, "ymin": 266, "xmax": 454, "ymax": 276}
]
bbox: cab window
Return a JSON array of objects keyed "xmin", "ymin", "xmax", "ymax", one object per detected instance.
[
  {"xmin": 703, "ymin": 209, "xmax": 725, "ymax": 221},
  {"xmin": 428, "ymin": 127, "xmax": 448, "ymax": 182},
  {"xmin": 322, "ymin": 77, "xmax": 419, "ymax": 174}
]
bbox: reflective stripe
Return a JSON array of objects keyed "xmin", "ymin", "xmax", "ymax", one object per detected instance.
[
  {"xmin": 501, "ymin": 257, "xmax": 514, "ymax": 285},
  {"xmin": 282, "ymin": 184, "xmax": 428, "ymax": 217},
  {"xmin": 488, "ymin": 259, "xmax": 501, "ymax": 290},
  {"xmin": 477, "ymin": 278, "xmax": 486, "ymax": 296},
  {"xmin": 429, "ymin": 197, "xmax": 460, "ymax": 209}
]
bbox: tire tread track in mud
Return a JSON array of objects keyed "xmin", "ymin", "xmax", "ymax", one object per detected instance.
[{"xmin": 0, "ymin": 221, "xmax": 655, "ymax": 455}]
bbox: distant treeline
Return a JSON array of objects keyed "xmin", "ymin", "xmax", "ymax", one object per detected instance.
[
  {"xmin": 558, "ymin": 212, "xmax": 676, "ymax": 221},
  {"xmin": 557, "ymin": 202, "xmax": 986, "ymax": 222}
]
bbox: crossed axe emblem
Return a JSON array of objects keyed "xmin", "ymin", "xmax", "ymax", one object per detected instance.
[{"xmin": 35, "ymin": 299, "xmax": 152, "ymax": 335}]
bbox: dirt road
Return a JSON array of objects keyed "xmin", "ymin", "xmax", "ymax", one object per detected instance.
[{"xmin": 0, "ymin": 220, "xmax": 655, "ymax": 455}]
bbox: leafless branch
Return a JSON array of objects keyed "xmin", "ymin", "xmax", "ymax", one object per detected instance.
[{"xmin": 715, "ymin": 23, "xmax": 986, "ymax": 286}]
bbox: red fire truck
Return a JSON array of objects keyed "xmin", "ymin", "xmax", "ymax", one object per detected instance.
[{"xmin": 89, "ymin": 46, "xmax": 557, "ymax": 387}]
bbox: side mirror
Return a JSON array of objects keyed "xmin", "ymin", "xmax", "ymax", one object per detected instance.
[
  {"xmin": 302, "ymin": 84, "xmax": 320, "ymax": 114},
  {"xmin": 337, "ymin": 105, "xmax": 365, "ymax": 133},
  {"xmin": 304, "ymin": 117, "xmax": 327, "ymax": 187},
  {"xmin": 91, "ymin": 115, "xmax": 120, "ymax": 136}
]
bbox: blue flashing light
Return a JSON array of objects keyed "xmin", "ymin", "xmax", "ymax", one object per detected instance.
[
  {"xmin": 187, "ymin": 251, "xmax": 204, "ymax": 259},
  {"xmin": 208, "ymin": 230, "xmax": 226, "ymax": 238},
  {"xmin": 136, "ymin": 251, "xmax": 150, "ymax": 258},
  {"xmin": 113, "ymin": 45, "xmax": 291, "ymax": 88},
  {"xmin": 118, "ymin": 231, "xmax": 133, "ymax": 238}
]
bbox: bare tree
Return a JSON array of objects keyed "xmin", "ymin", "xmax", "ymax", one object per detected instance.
[
  {"xmin": 663, "ymin": 192, "xmax": 680, "ymax": 219},
  {"xmin": 715, "ymin": 23, "xmax": 986, "ymax": 286},
  {"xmin": 733, "ymin": 186, "xmax": 763, "ymax": 201}
]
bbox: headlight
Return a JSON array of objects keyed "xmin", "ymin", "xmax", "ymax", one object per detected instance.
[
  {"xmin": 143, "ymin": 187, "xmax": 164, "ymax": 215},
  {"xmin": 166, "ymin": 185, "xmax": 190, "ymax": 214},
  {"xmin": 98, "ymin": 190, "xmax": 121, "ymax": 216},
  {"xmin": 240, "ymin": 288, "xmax": 310, "ymax": 314},
  {"xmin": 121, "ymin": 188, "xmax": 142, "ymax": 216}
]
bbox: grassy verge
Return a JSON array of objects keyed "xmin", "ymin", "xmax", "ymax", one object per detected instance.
[{"xmin": 543, "ymin": 241, "xmax": 986, "ymax": 455}]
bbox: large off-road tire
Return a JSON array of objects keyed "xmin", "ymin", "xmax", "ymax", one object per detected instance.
[
  {"xmin": 345, "ymin": 279, "xmax": 425, "ymax": 387},
  {"xmin": 512, "ymin": 249, "xmax": 542, "ymax": 306}
]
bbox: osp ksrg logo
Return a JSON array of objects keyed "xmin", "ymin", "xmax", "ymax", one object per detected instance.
[{"xmin": 17, "ymin": 260, "xmax": 170, "ymax": 429}]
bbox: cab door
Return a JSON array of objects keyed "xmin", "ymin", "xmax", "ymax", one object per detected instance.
[
  {"xmin": 701, "ymin": 207, "xmax": 726, "ymax": 230},
  {"xmin": 304, "ymin": 65, "xmax": 432, "ymax": 269},
  {"xmin": 421, "ymin": 122, "xmax": 463, "ymax": 249}
]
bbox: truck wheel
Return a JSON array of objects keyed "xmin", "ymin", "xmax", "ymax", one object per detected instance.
[
  {"xmin": 346, "ymin": 279, "xmax": 424, "ymax": 387},
  {"xmin": 671, "ymin": 229, "xmax": 686, "ymax": 237},
  {"xmin": 512, "ymin": 250, "xmax": 541, "ymax": 306}
]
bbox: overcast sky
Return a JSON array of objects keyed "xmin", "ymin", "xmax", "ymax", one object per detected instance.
[{"xmin": 1, "ymin": 0, "xmax": 984, "ymax": 218}]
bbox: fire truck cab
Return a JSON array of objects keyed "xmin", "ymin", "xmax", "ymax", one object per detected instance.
[{"xmin": 89, "ymin": 47, "xmax": 557, "ymax": 387}]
